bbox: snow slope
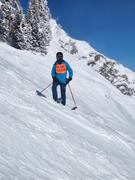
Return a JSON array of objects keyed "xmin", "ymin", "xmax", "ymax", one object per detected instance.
[
  {"xmin": 0, "ymin": 40, "xmax": 135, "ymax": 180},
  {"xmin": 50, "ymin": 20, "xmax": 135, "ymax": 96}
]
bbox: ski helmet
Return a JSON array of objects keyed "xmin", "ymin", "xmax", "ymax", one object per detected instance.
[{"xmin": 56, "ymin": 52, "xmax": 63, "ymax": 59}]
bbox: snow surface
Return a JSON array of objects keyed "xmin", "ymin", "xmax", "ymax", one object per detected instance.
[
  {"xmin": 50, "ymin": 19, "xmax": 135, "ymax": 88},
  {"xmin": 0, "ymin": 40, "xmax": 135, "ymax": 180},
  {"xmin": 51, "ymin": 20, "xmax": 96, "ymax": 57}
]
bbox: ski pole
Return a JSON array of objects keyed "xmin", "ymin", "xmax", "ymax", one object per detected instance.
[
  {"xmin": 40, "ymin": 83, "xmax": 52, "ymax": 93},
  {"xmin": 68, "ymin": 84, "xmax": 77, "ymax": 110},
  {"xmin": 36, "ymin": 83, "xmax": 52, "ymax": 97}
]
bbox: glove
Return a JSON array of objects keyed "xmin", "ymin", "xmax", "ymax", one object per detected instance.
[
  {"xmin": 52, "ymin": 77, "xmax": 59, "ymax": 83},
  {"xmin": 66, "ymin": 77, "xmax": 72, "ymax": 84}
]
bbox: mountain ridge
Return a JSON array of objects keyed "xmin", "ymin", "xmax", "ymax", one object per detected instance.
[
  {"xmin": 0, "ymin": 0, "xmax": 135, "ymax": 96},
  {"xmin": 50, "ymin": 19, "xmax": 135, "ymax": 96}
]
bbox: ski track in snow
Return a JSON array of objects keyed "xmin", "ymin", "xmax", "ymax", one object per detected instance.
[{"xmin": 0, "ymin": 42, "xmax": 135, "ymax": 180}]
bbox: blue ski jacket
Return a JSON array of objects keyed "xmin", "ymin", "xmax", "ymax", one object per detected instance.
[{"xmin": 51, "ymin": 59, "xmax": 73, "ymax": 84}]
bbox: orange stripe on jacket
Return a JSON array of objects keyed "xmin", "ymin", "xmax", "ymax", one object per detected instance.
[{"xmin": 56, "ymin": 64, "xmax": 67, "ymax": 74}]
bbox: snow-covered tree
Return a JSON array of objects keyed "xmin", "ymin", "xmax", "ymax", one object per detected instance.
[
  {"xmin": 0, "ymin": 0, "xmax": 33, "ymax": 50},
  {"xmin": 10, "ymin": 10, "xmax": 33, "ymax": 50},
  {"xmin": 27, "ymin": 0, "xmax": 52, "ymax": 54},
  {"xmin": 0, "ymin": 0, "xmax": 14, "ymax": 42}
]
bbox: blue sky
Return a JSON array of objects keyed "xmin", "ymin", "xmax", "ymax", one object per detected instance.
[{"xmin": 21, "ymin": 0, "xmax": 135, "ymax": 71}]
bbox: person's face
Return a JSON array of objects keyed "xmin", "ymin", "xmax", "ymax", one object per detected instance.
[{"xmin": 57, "ymin": 54, "xmax": 63, "ymax": 60}]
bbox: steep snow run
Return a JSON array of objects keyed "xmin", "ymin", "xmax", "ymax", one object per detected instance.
[
  {"xmin": 0, "ymin": 42, "xmax": 135, "ymax": 180},
  {"xmin": 50, "ymin": 20, "xmax": 135, "ymax": 96}
]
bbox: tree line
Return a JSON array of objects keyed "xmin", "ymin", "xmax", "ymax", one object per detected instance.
[{"xmin": 0, "ymin": 0, "xmax": 51, "ymax": 54}]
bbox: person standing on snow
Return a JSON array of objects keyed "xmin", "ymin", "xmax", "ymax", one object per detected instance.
[{"xmin": 51, "ymin": 52, "xmax": 73, "ymax": 105}]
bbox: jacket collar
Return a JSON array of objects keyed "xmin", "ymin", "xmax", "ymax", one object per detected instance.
[{"xmin": 55, "ymin": 59, "xmax": 64, "ymax": 64}]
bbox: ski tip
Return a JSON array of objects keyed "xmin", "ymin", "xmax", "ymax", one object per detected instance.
[
  {"xmin": 36, "ymin": 90, "xmax": 46, "ymax": 98},
  {"xmin": 71, "ymin": 106, "xmax": 77, "ymax": 110},
  {"xmin": 36, "ymin": 90, "xmax": 41, "ymax": 95}
]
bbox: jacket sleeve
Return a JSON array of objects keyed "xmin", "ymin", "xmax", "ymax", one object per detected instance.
[
  {"xmin": 51, "ymin": 64, "xmax": 56, "ymax": 77},
  {"xmin": 66, "ymin": 62, "xmax": 73, "ymax": 78}
]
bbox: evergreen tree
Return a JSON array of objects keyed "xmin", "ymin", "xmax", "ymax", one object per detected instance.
[
  {"xmin": 10, "ymin": 9, "xmax": 26, "ymax": 49},
  {"xmin": 0, "ymin": 0, "xmax": 32, "ymax": 50},
  {"xmin": 27, "ymin": 0, "xmax": 51, "ymax": 54},
  {"xmin": 0, "ymin": 0, "xmax": 52, "ymax": 53},
  {"xmin": 0, "ymin": 0, "xmax": 14, "ymax": 42},
  {"xmin": 10, "ymin": 10, "xmax": 33, "ymax": 50}
]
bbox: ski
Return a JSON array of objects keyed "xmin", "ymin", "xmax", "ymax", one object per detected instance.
[
  {"xmin": 71, "ymin": 106, "xmax": 77, "ymax": 110},
  {"xmin": 36, "ymin": 90, "xmax": 77, "ymax": 110}
]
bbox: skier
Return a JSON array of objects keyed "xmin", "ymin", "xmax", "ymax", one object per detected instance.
[{"xmin": 51, "ymin": 52, "xmax": 73, "ymax": 105}]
